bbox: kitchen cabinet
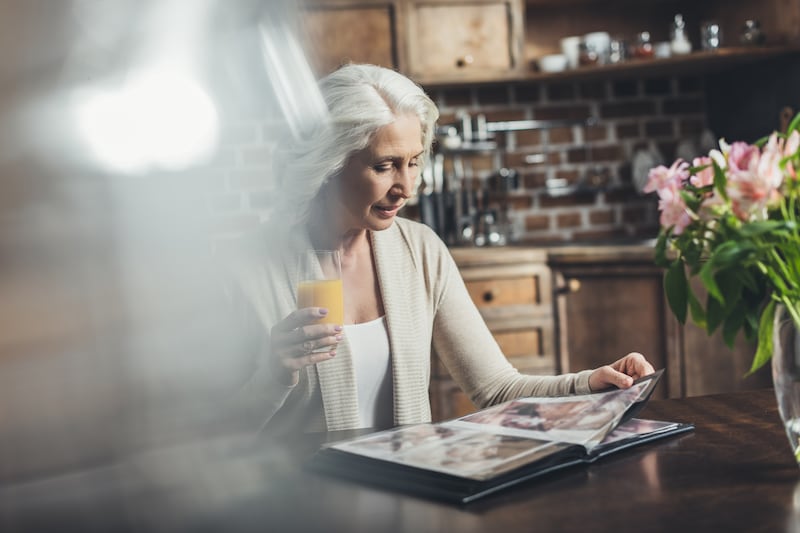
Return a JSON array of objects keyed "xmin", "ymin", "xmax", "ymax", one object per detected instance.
[
  {"xmin": 430, "ymin": 247, "xmax": 555, "ymax": 421},
  {"xmin": 403, "ymin": 0, "xmax": 525, "ymax": 82},
  {"xmin": 296, "ymin": 0, "xmax": 799, "ymax": 86},
  {"xmin": 549, "ymin": 245, "xmax": 772, "ymax": 400},
  {"xmin": 298, "ymin": 0, "xmax": 402, "ymax": 77}
]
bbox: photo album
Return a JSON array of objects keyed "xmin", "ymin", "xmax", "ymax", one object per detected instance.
[{"xmin": 309, "ymin": 369, "xmax": 694, "ymax": 503}]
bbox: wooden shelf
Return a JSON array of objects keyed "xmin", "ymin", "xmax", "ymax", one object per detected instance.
[{"xmin": 418, "ymin": 45, "xmax": 800, "ymax": 87}]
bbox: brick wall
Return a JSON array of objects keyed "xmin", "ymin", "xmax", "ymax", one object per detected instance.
[{"xmin": 208, "ymin": 75, "xmax": 710, "ymax": 246}]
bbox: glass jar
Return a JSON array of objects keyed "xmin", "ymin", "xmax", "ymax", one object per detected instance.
[
  {"xmin": 741, "ymin": 19, "xmax": 766, "ymax": 46},
  {"xmin": 631, "ymin": 31, "xmax": 654, "ymax": 59}
]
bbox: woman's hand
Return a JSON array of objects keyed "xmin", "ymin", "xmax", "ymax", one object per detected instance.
[
  {"xmin": 588, "ymin": 352, "xmax": 655, "ymax": 392},
  {"xmin": 269, "ymin": 307, "xmax": 343, "ymax": 386}
]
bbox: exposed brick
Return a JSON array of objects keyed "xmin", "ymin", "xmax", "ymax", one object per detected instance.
[
  {"xmin": 438, "ymin": 111, "xmax": 458, "ymax": 125},
  {"xmin": 525, "ymin": 213, "xmax": 550, "ymax": 230},
  {"xmin": 678, "ymin": 76, "xmax": 703, "ymax": 94},
  {"xmin": 514, "ymin": 83, "xmax": 541, "ymax": 103},
  {"xmin": 549, "ymin": 127, "xmax": 574, "ymax": 144},
  {"xmin": 521, "ymin": 171, "xmax": 548, "ymax": 189},
  {"xmin": 546, "ymin": 83, "xmax": 577, "ymax": 101},
  {"xmin": 534, "ymin": 104, "xmax": 592, "ymax": 121},
  {"xmin": 584, "ymin": 125, "xmax": 608, "ymax": 142},
  {"xmin": 589, "ymin": 145, "xmax": 623, "ymax": 161},
  {"xmin": 572, "ymin": 228, "xmax": 628, "ymax": 241},
  {"xmin": 600, "ymin": 101, "xmax": 657, "ymax": 119},
  {"xmin": 657, "ymin": 140, "xmax": 678, "ymax": 162},
  {"xmin": 612, "ymin": 80, "xmax": 639, "ymax": 98},
  {"xmin": 516, "ymin": 129, "xmax": 543, "ymax": 146},
  {"xmin": 644, "ymin": 120, "xmax": 675, "ymax": 137},
  {"xmin": 476, "ymin": 85, "xmax": 511, "ymax": 105},
  {"xmin": 463, "ymin": 153, "xmax": 496, "ymax": 172},
  {"xmin": 663, "ymin": 98, "xmax": 705, "ymax": 115},
  {"xmin": 679, "ymin": 117, "xmax": 706, "ymax": 135},
  {"xmin": 622, "ymin": 205, "xmax": 648, "ymax": 223},
  {"xmin": 604, "ymin": 186, "xmax": 640, "ymax": 202},
  {"xmin": 505, "ymin": 151, "xmax": 560, "ymax": 168},
  {"xmin": 483, "ymin": 109, "xmax": 527, "ymax": 122},
  {"xmin": 644, "ymin": 78, "xmax": 672, "ymax": 95},
  {"xmin": 589, "ymin": 209, "xmax": 615, "ymax": 224},
  {"xmin": 555, "ymin": 169, "xmax": 581, "ymax": 184},
  {"xmin": 579, "ymin": 81, "xmax": 607, "ymax": 99},
  {"xmin": 539, "ymin": 190, "xmax": 597, "ymax": 207},
  {"xmin": 567, "ymin": 147, "xmax": 589, "ymax": 163},
  {"xmin": 441, "ymin": 87, "xmax": 473, "ymax": 107},
  {"xmin": 506, "ymin": 194, "xmax": 534, "ymax": 209},
  {"xmin": 557, "ymin": 212, "xmax": 582, "ymax": 228},
  {"xmin": 616, "ymin": 122, "xmax": 641, "ymax": 139}
]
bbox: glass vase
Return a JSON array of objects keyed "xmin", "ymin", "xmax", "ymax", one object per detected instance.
[{"xmin": 772, "ymin": 303, "xmax": 800, "ymax": 465}]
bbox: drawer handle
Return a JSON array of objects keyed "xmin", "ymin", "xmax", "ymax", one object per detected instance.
[
  {"xmin": 455, "ymin": 55, "xmax": 474, "ymax": 68},
  {"xmin": 482, "ymin": 290, "xmax": 495, "ymax": 303},
  {"xmin": 555, "ymin": 278, "xmax": 581, "ymax": 295}
]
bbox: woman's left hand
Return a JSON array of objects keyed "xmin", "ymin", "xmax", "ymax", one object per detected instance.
[{"xmin": 588, "ymin": 352, "xmax": 655, "ymax": 392}]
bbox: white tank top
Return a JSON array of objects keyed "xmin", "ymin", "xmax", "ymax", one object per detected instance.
[{"xmin": 343, "ymin": 316, "xmax": 393, "ymax": 429}]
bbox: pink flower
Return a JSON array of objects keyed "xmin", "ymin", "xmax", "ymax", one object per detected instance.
[
  {"xmin": 784, "ymin": 130, "xmax": 799, "ymax": 179},
  {"xmin": 689, "ymin": 156, "xmax": 714, "ymax": 188},
  {"xmin": 725, "ymin": 136, "xmax": 784, "ymax": 221},
  {"xmin": 656, "ymin": 180, "xmax": 692, "ymax": 234},
  {"xmin": 644, "ymin": 159, "xmax": 690, "ymax": 194}
]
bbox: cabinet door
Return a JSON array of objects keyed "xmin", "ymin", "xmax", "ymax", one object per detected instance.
[
  {"xmin": 553, "ymin": 263, "xmax": 671, "ymax": 399},
  {"xmin": 300, "ymin": 3, "xmax": 399, "ymax": 78},
  {"xmin": 405, "ymin": 0, "xmax": 523, "ymax": 80}
]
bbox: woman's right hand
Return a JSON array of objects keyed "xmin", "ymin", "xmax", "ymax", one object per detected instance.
[{"xmin": 269, "ymin": 307, "xmax": 343, "ymax": 385}]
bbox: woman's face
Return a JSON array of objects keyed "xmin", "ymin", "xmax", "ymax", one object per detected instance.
[{"xmin": 331, "ymin": 113, "xmax": 424, "ymax": 233}]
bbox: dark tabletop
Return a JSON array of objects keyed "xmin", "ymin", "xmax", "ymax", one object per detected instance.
[{"xmin": 1, "ymin": 388, "xmax": 798, "ymax": 532}]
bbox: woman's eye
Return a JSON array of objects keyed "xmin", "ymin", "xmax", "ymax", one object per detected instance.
[{"xmin": 374, "ymin": 164, "xmax": 392, "ymax": 172}]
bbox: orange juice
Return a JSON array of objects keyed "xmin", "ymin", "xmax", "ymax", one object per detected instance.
[{"xmin": 297, "ymin": 279, "xmax": 344, "ymax": 325}]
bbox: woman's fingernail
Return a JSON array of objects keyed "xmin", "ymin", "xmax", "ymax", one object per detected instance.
[
  {"xmin": 334, "ymin": 325, "xmax": 343, "ymax": 332},
  {"xmin": 335, "ymin": 335, "xmax": 343, "ymax": 341},
  {"xmin": 329, "ymin": 350, "xmax": 336, "ymax": 357},
  {"xmin": 318, "ymin": 308, "xmax": 328, "ymax": 316}
]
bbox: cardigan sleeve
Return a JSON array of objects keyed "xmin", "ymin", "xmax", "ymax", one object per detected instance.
[{"xmin": 430, "ymin": 249, "xmax": 592, "ymax": 409}]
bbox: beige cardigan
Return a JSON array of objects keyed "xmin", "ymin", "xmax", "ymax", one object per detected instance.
[{"xmin": 231, "ymin": 217, "xmax": 592, "ymax": 434}]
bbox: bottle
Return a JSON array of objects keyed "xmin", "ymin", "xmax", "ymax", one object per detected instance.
[
  {"xmin": 670, "ymin": 14, "xmax": 692, "ymax": 55},
  {"xmin": 741, "ymin": 19, "xmax": 765, "ymax": 46}
]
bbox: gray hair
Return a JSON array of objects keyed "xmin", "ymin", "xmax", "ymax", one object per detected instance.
[{"xmin": 273, "ymin": 64, "xmax": 439, "ymax": 224}]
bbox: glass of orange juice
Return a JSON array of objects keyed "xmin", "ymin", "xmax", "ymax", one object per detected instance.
[{"xmin": 297, "ymin": 250, "xmax": 344, "ymax": 332}]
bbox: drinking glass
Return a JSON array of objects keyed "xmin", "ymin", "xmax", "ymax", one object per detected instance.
[{"xmin": 297, "ymin": 250, "xmax": 344, "ymax": 328}]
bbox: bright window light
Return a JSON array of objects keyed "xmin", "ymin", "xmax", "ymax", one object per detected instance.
[{"xmin": 75, "ymin": 69, "xmax": 219, "ymax": 174}]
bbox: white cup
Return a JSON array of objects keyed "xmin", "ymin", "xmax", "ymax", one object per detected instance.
[
  {"xmin": 560, "ymin": 36, "xmax": 582, "ymax": 69},
  {"xmin": 584, "ymin": 31, "xmax": 611, "ymax": 64}
]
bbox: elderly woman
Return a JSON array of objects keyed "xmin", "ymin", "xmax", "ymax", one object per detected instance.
[{"xmin": 231, "ymin": 64, "xmax": 653, "ymax": 434}]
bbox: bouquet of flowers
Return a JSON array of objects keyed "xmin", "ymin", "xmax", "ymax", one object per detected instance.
[{"xmin": 646, "ymin": 114, "xmax": 800, "ymax": 372}]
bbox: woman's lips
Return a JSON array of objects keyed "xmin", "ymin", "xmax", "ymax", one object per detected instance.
[{"xmin": 373, "ymin": 204, "xmax": 403, "ymax": 218}]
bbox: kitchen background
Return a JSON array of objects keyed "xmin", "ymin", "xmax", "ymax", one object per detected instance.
[{"xmin": 0, "ymin": 0, "xmax": 798, "ymax": 482}]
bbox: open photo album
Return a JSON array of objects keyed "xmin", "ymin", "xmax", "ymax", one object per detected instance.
[{"xmin": 309, "ymin": 369, "xmax": 694, "ymax": 503}]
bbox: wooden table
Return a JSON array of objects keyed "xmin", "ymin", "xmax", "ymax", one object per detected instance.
[{"xmin": 2, "ymin": 389, "xmax": 799, "ymax": 532}]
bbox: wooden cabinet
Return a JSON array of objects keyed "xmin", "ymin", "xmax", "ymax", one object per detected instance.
[
  {"xmin": 298, "ymin": 1, "xmax": 401, "ymax": 78},
  {"xmin": 549, "ymin": 245, "xmax": 772, "ymax": 400},
  {"xmin": 404, "ymin": 0, "xmax": 524, "ymax": 82},
  {"xmin": 431, "ymin": 247, "xmax": 555, "ymax": 421}
]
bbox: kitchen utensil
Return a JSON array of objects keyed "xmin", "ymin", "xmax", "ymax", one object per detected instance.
[{"xmin": 538, "ymin": 53, "xmax": 568, "ymax": 73}]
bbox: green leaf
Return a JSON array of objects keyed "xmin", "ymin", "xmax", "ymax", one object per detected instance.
[
  {"xmin": 654, "ymin": 231, "xmax": 669, "ymax": 267},
  {"xmin": 738, "ymin": 220, "xmax": 783, "ymax": 238},
  {"xmin": 749, "ymin": 300, "xmax": 777, "ymax": 374},
  {"xmin": 713, "ymin": 162, "xmax": 729, "ymax": 200},
  {"xmin": 665, "ymin": 260, "xmax": 688, "ymax": 324},
  {"xmin": 706, "ymin": 293, "xmax": 724, "ymax": 334},
  {"xmin": 699, "ymin": 260, "xmax": 724, "ymax": 305},
  {"xmin": 722, "ymin": 306, "xmax": 746, "ymax": 348},
  {"xmin": 688, "ymin": 289, "xmax": 706, "ymax": 328},
  {"xmin": 788, "ymin": 111, "xmax": 800, "ymax": 135}
]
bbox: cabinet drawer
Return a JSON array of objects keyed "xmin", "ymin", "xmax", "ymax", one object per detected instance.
[
  {"xmin": 465, "ymin": 277, "xmax": 538, "ymax": 308},
  {"xmin": 494, "ymin": 329, "xmax": 541, "ymax": 357}
]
